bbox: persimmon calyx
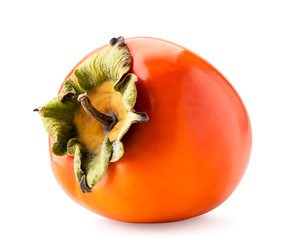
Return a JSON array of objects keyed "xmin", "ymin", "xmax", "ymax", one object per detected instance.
[{"xmin": 35, "ymin": 37, "xmax": 148, "ymax": 193}]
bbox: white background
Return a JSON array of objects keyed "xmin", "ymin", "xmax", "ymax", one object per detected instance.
[{"xmin": 1, "ymin": 0, "xmax": 289, "ymax": 239}]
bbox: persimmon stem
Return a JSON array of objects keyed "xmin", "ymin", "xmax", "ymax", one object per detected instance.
[{"xmin": 77, "ymin": 93, "xmax": 117, "ymax": 130}]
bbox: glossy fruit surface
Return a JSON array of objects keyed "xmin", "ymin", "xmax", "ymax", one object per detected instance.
[{"xmin": 50, "ymin": 37, "xmax": 252, "ymax": 223}]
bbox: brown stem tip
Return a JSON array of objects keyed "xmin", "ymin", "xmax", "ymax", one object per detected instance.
[{"xmin": 77, "ymin": 93, "xmax": 118, "ymax": 131}]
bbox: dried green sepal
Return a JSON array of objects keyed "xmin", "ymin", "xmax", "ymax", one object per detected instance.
[
  {"xmin": 85, "ymin": 137, "xmax": 112, "ymax": 188},
  {"xmin": 67, "ymin": 137, "xmax": 112, "ymax": 192},
  {"xmin": 114, "ymin": 73, "xmax": 137, "ymax": 109},
  {"xmin": 36, "ymin": 78, "xmax": 85, "ymax": 155},
  {"xmin": 108, "ymin": 73, "xmax": 148, "ymax": 162},
  {"xmin": 74, "ymin": 36, "xmax": 131, "ymax": 91}
]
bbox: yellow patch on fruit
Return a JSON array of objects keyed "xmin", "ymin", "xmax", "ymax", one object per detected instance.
[{"xmin": 74, "ymin": 81, "xmax": 128, "ymax": 153}]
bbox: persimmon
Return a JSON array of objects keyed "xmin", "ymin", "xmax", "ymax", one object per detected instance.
[{"xmin": 35, "ymin": 37, "xmax": 252, "ymax": 223}]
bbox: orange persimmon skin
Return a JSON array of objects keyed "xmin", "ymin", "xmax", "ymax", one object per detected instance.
[{"xmin": 50, "ymin": 37, "xmax": 252, "ymax": 223}]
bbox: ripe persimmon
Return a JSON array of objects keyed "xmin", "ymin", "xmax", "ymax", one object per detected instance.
[{"xmin": 36, "ymin": 37, "xmax": 252, "ymax": 223}]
